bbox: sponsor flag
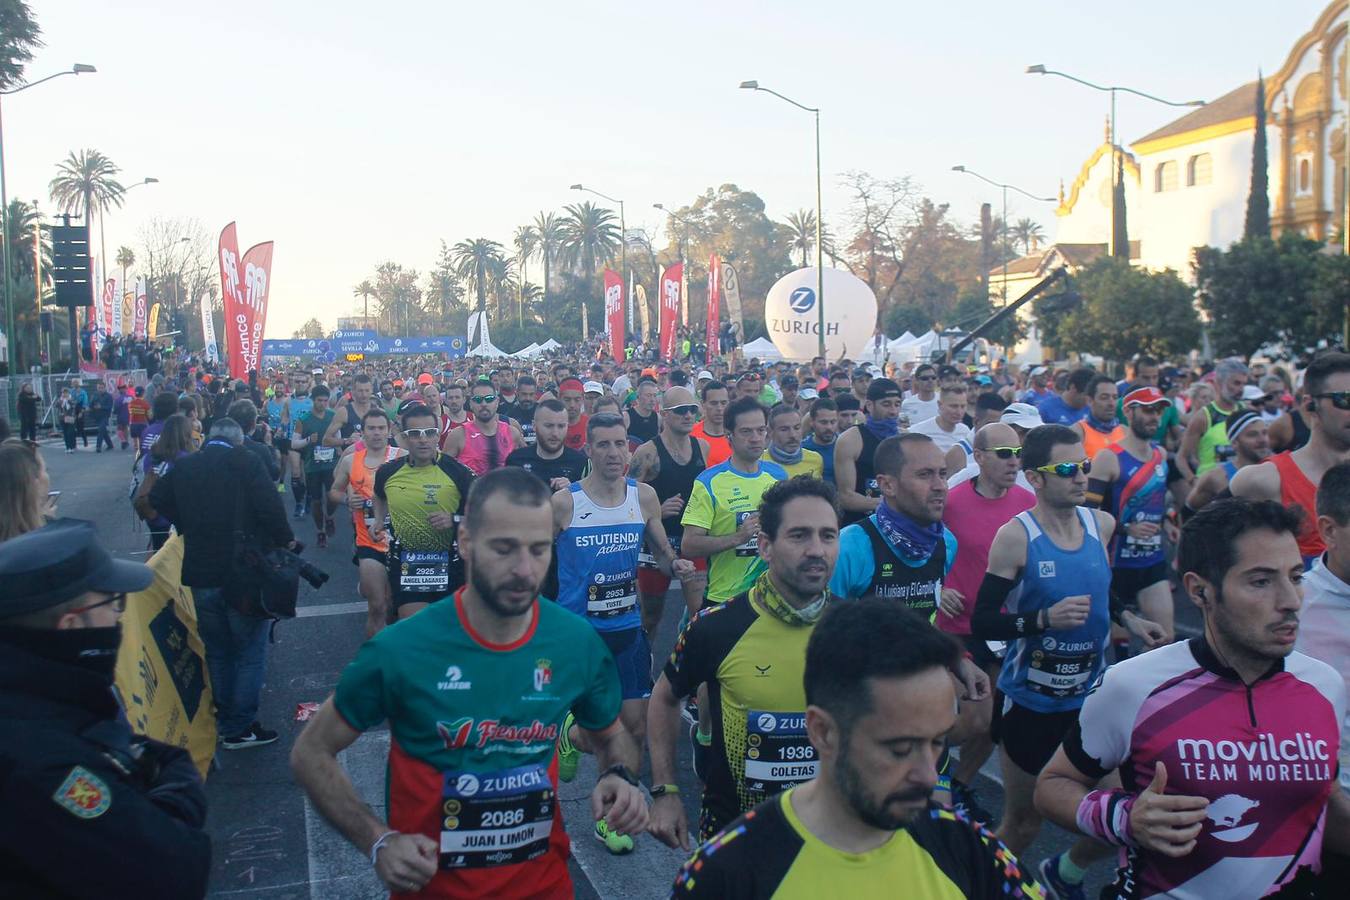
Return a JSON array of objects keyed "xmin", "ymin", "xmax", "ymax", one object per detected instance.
[
  {"xmin": 133, "ymin": 278, "xmax": 148, "ymax": 340},
  {"xmin": 234, "ymin": 239, "xmax": 274, "ymax": 379},
  {"xmin": 680, "ymin": 259, "xmax": 688, "ymax": 328},
  {"xmin": 635, "ymin": 283, "xmax": 651, "ymax": 341},
  {"xmin": 706, "ymin": 254, "xmax": 721, "ymax": 364},
  {"xmin": 218, "ymin": 223, "xmax": 245, "ymax": 372},
  {"xmin": 148, "ymin": 303, "xmax": 161, "ymax": 341},
  {"xmin": 110, "ymin": 274, "xmax": 123, "ymax": 336},
  {"xmin": 659, "ymin": 263, "xmax": 682, "ymax": 360},
  {"xmin": 603, "ymin": 268, "xmax": 624, "ymax": 362},
  {"xmin": 200, "ymin": 301, "xmax": 220, "ymax": 363},
  {"xmin": 722, "ymin": 262, "xmax": 744, "ymax": 343}
]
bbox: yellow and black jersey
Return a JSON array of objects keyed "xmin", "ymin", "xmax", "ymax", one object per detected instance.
[
  {"xmin": 664, "ymin": 591, "xmax": 818, "ymax": 837},
  {"xmin": 672, "ymin": 789, "xmax": 1045, "ymax": 900}
]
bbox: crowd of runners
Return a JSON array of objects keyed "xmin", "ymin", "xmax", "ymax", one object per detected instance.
[{"xmin": 3, "ymin": 343, "xmax": 1350, "ymax": 899}]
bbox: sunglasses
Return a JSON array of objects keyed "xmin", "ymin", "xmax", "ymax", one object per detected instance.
[
  {"xmin": 1034, "ymin": 459, "xmax": 1092, "ymax": 478},
  {"xmin": 402, "ymin": 426, "xmax": 440, "ymax": 438},
  {"xmin": 664, "ymin": 405, "xmax": 699, "ymax": 416},
  {"xmin": 984, "ymin": 446, "xmax": 1022, "ymax": 459},
  {"xmin": 470, "ymin": 394, "xmax": 496, "ymax": 404},
  {"xmin": 915, "ymin": 375, "xmax": 937, "ymax": 382},
  {"xmin": 1314, "ymin": 392, "xmax": 1350, "ymax": 410},
  {"xmin": 69, "ymin": 593, "xmax": 127, "ymax": 616}
]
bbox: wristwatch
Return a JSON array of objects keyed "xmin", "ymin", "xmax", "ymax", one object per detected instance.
[
  {"xmin": 599, "ymin": 764, "xmax": 640, "ymax": 787},
  {"xmin": 649, "ymin": 783, "xmax": 681, "ymax": 799}
]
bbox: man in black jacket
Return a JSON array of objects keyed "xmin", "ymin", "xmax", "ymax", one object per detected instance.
[
  {"xmin": 228, "ymin": 398, "xmax": 281, "ymax": 482},
  {"xmin": 0, "ymin": 520, "xmax": 211, "ymax": 899},
  {"xmin": 150, "ymin": 417, "xmax": 295, "ymax": 750}
]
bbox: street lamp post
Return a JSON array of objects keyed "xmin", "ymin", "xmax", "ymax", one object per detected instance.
[
  {"xmin": 1025, "ymin": 65, "xmax": 1203, "ymax": 258},
  {"xmin": 0, "ymin": 63, "xmax": 96, "ymax": 377},
  {"xmin": 950, "ymin": 166, "xmax": 1056, "ymax": 301},
  {"xmin": 740, "ymin": 80, "xmax": 825, "ymax": 357},
  {"xmin": 570, "ymin": 183, "xmax": 626, "ymax": 343}
]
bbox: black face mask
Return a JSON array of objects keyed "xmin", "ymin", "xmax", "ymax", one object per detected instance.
[{"xmin": 0, "ymin": 623, "xmax": 123, "ymax": 683}]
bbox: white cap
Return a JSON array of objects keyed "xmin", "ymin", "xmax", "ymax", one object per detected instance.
[
  {"xmin": 1240, "ymin": 384, "xmax": 1265, "ymax": 401},
  {"xmin": 583, "ymin": 380, "xmax": 605, "ymax": 394},
  {"xmin": 311, "ymin": 368, "xmax": 324, "ymax": 376},
  {"xmin": 799, "ymin": 387, "xmax": 819, "ymax": 400},
  {"xmin": 697, "ymin": 370, "xmax": 714, "ymax": 380},
  {"xmin": 1029, "ymin": 365, "xmax": 1049, "ymax": 377},
  {"xmin": 1001, "ymin": 402, "xmax": 1044, "ymax": 430}
]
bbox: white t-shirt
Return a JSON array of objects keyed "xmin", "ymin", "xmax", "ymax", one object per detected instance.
[
  {"xmin": 900, "ymin": 394, "xmax": 939, "ymax": 425},
  {"xmin": 910, "ymin": 416, "xmax": 972, "ymax": 453}
]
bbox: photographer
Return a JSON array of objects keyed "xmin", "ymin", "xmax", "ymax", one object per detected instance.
[
  {"xmin": 149, "ymin": 418, "xmax": 296, "ymax": 751},
  {"xmin": 0, "ymin": 520, "xmax": 211, "ymax": 898}
]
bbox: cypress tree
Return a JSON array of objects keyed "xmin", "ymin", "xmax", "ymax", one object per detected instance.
[
  {"xmin": 1113, "ymin": 154, "xmax": 1130, "ymax": 259},
  {"xmin": 1244, "ymin": 74, "xmax": 1270, "ymax": 240}
]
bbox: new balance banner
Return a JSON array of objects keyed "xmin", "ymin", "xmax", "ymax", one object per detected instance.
[
  {"xmin": 603, "ymin": 268, "xmax": 624, "ymax": 362},
  {"xmin": 722, "ymin": 262, "xmax": 744, "ymax": 341},
  {"xmin": 706, "ymin": 254, "xmax": 721, "ymax": 364},
  {"xmin": 133, "ymin": 278, "xmax": 148, "ymax": 340},
  {"xmin": 659, "ymin": 263, "xmax": 682, "ymax": 360},
  {"xmin": 218, "ymin": 223, "xmax": 244, "ymax": 372},
  {"xmin": 236, "ymin": 241, "xmax": 274, "ymax": 379}
]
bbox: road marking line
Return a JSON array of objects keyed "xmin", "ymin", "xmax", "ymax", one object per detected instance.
[
  {"xmin": 303, "ymin": 730, "xmax": 388, "ymax": 898},
  {"xmin": 296, "ymin": 601, "xmax": 368, "ymax": 618}
]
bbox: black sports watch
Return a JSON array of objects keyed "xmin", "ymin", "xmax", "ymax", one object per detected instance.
[{"xmin": 599, "ymin": 764, "xmax": 640, "ymax": 787}]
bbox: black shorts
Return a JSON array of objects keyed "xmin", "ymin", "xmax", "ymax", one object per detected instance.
[
  {"xmin": 305, "ymin": 470, "xmax": 335, "ymax": 499},
  {"xmin": 352, "ymin": 546, "xmax": 387, "ymax": 566},
  {"xmin": 275, "ymin": 436, "xmax": 292, "ymax": 454},
  {"xmin": 1111, "ymin": 561, "xmax": 1169, "ymax": 604},
  {"xmin": 999, "ymin": 700, "xmax": 1079, "ymax": 775},
  {"xmin": 961, "ymin": 633, "xmax": 1001, "ymax": 670},
  {"xmin": 389, "ymin": 588, "xmax": 452, "ymax": 611}
]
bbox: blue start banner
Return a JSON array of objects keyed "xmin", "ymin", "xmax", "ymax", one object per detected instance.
[{"xmin": 262, "ymin": 336, "xmax": 467, "ymax": 359}]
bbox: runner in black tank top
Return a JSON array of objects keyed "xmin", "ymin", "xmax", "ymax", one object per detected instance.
[
  {"xmin": 627, "ymin": 405, "xmax": 659, "ymax": 447},
  {"xmin": 651, "ymin": 434, "xmax": 705, "ymax": 542},
  {"xmin": 842, "ymin": 423, "xmax": 883, "ymax": 526}
]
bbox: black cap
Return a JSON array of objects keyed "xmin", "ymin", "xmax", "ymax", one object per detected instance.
[
  {"xmin": 867, "ymin": 378, "xmax": 902, "ymax": 402},
  {"xmin": 0, "ymin": 519, "xmax": 153, "ymax": 618},
  {"xmin": 780, "ymin": 375, "xmax": 799, "ymax": 389}
]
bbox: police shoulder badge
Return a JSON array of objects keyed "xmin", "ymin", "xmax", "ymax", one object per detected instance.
[{"xmin": 53, "ymin": 765, "xmax": 112, "ymax": 819}]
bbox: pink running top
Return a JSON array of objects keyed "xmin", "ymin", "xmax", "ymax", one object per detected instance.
[
  {"xmin": 1063, "ymin": 638, "xmax": 1346, "ymax": 899},
  {"xmin": 938, "ymin": 479, "xmax": 1034, "ymax": 634},
  {"xmin": 457, "ymin": 420, "xmax": 515, "ymax": 476}
]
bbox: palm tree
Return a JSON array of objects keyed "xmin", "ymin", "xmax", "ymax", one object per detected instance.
[
  {"xmin": 559, "ymin": 201, "xmax": 620, "ymax": 295},
  {"xmin": 48, "ymin": 149, "xmax": 126, "ymax": 280},
  {"xmin": 353, "ymin": 279, "xmax": 375, "ymax": 325},
  {"xmin": 450, "ymin": 238, "xmax": 506, "ymax": 317},
  {"xmin": 5, "ymin": 199, "xmax": 47, "ymax": 283},
  {"xmin": 783, "ymin": 209, "xmax": 817, "ymax": 267},
  {"xmin": 513, "ymin": 225, "xmax": 538, "ymax": 325},
  {"xmin": 533, "ymin": 211, "xmax": 565, "ymax": 303},
  {"xmin": 115, "ymin": 245, "xmax": 135, "ymax": 295},
  {"xmin": 0, "ymin": 0, "xmax": 43, "ymax": 91},
  {"xmin": 1010, "ymin": 218, "xmax": 1046, "ymax": 255}
]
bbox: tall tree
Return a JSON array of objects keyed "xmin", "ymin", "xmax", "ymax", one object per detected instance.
[
  {"xmin": 451, "ymin": 238, "xmax": 507, "ymax": 317},
  {"xmin": 48, "ymin": 149, "xmax": 126, "ymax": 280},
  {"xmin": 352, "ymin": 279, "xmax": 375, "ymax": 324},
  {"xmin": 783, "ymin": 208, "xmax": 817, "ymax": 267},
  {"xmin": 293, "ymin": 317, "xmax": 325, "ymax": 340},
  {"xmin": 1244, "ymin": 74, "xmax": 1270, "ymax": 240},
  {"xmin": 1010, "ymin": 218, "xmax": 1045, "ymax": 255},
  {"xmin": 424, "ymin": 241, "xmax": 465, "ymax": 327},
  {"xmin": 115, "ymin": 245, "xmax": 135, "ymax": 297},
  {"xmin": 0, "ymin": 0, "xmax": 42, "ymax": 91},
  {"xmin": 533, "ymin": 211, "xmax": 565, "ymax": 304},
  {"xmin": 559, "ymin": 201, "xmax": 620, "ymax": 297},
  {"xmin": 513, "ymin": 225, "xmax": 538, "ymax": 324},
  {"xmin": 1112, "ymin": 155, "xmax": 1129, "ymax": 260}
]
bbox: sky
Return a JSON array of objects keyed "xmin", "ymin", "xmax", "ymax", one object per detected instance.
[{"xmin": 7, "ymin": 0, "xmax": 1332, "ymax": 338}]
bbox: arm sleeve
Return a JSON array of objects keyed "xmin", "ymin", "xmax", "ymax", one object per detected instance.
[
  {"xmin": 0, "ymin": 757, "xmax": 211, "ymax": 900},
  {"xmin": 333, "ymin": 637, "xmax": 390, "ymax": 731},
  {"xmin": 828, "ymin": 524, "xmax": 875, "ymax": 599},
  {"xmin": 571, "ymin": 627, "xmax": 622, "ymax": 732},
  {"xmin": 680, "ymin": 478, "xmax": 715, "ymax": 531},
  {"xmin": 1086, "ymin": 478, "xmax": 1112, "ymax": 510},
  {"xmin": 970, "ymin": 573, "xmax": 1044, "ymax": 640}
]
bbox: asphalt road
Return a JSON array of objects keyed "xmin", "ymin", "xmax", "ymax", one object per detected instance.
[{"xmin": 42, "ymin": 439, "xmax": 1205, "ymax": 899}]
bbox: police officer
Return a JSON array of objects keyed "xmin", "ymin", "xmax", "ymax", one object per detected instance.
[{"xmin": 0, "ymin": 520, "xmax": 212, "ymax": 899}]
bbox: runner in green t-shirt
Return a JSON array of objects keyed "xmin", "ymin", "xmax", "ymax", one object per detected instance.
[
  {"xmin": 291, "ymin": 468, "xmax": 662, "ymax": 899},
  {"xmin": 291, "ymin": 384, "xmax": 339, "ymax": 546}
]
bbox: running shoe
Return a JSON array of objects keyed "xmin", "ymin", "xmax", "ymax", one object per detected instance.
[
  {"xmin": 325, "ymin": 516, "xmax": 336, "ymax": 537},
  {"xmin": 1037, "ymin": 853, "xmax": 1088, "ymax": 900},
  {"xmin": 680, "ymin": 698, "xmax": 699, "ymax": 729},
  {"xmin": 950, "ymin": 778, "xmax": 996, "ymax": 826},
  {"xmin": 689, "ymin": 722, "xmax": 710, "ymax": 782},
  {"xmin": 593, "ymin": 819, "xmax": 634, "ymax": 855},
  {"xmin": 221, "ymin": 722, "xmax": 279, "ymax": 750},
  {"xmin": 557, "ymin": 712, "xmax": 580, "ymax": 783},
  {"xmin": 293, "ymin": 503, "xmax": 305, "ymax": 519}
]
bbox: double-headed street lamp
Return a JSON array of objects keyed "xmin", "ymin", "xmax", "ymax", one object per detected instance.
[
  {"xmin": 1025, "ymin": 65, "xmax": 1204, "ymax": 258},
  {"xmin": 0, "ymin": 63, "xmax": 96, "ymax": 376},
  {"xmin": 740, "ymin": 80, "xmax": 826, "ymax": 357},
  {"xmin": 951, "ymin": 165, "xmax": 1056, "ymax": 300},
  {"xmin": 570, "ymin": 183, "xmax": 626, "ymax": 335}
]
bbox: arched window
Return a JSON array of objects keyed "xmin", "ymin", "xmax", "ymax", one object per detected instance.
[
  {"xmin": 1154, "ymin": 160, "xmax": 1178, "ymax": 192},
  {"xmin": 1186, "ymin": 153, "xmax": 1213, "ymax": 186},
  {"xmin": 1299, "ymin": 158, "xmax": 1312, "ymax": 193}
]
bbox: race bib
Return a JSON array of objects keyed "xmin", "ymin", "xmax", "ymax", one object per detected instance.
[
  {"xmin": 312, "ymin": 446, "xmax": 335, "ymax": 463},
  {"xmin": 586, "ymin": 577, "xmax": 637, "ymax": 618},
  {"xmin": 639, "ymin": 534, "xmax": 681, "ymax": 570},
  {"xmin": 1026, "ymin": 638, "xmax": 1096, "ymax": 698},
  {"xmin": 734, "ymin": 511, "xmax": 759, "ymax": 558},
  {"xmin": 744, "ymin": 711, "xmax": 817, "ymax": 794},
  {"xmin": 439, "ymin": 764, "xmax": 554, "ymax": 869},
  {"xmin": 362, "ymin": 499, "xmax": 376, "ymax": 529},
  {"xmin": 400, "ymin": 549, "xmax": 449, "ymax": 592}
]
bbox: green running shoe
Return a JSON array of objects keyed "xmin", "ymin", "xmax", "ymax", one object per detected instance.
[
  {"xmin": 594, "ymin": 818, "xmax": 634, "ymax": 855},
  {"xmin": 557, "ymin": 712, "xmax": 580, "ymax": 783}
]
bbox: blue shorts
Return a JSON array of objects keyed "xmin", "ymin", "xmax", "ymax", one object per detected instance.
[{"xmin": 599, "ymin": 627, "xmax": 653, "ymax": 701}]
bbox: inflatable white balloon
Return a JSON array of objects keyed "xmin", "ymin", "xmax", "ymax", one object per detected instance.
[{"xmin": 764, "ymin": 267, "xmax": 878, "ymax": 362}]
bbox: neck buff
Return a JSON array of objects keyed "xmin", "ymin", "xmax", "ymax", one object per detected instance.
[
  {"xmin": 750, "ymin": 570, "xmax": 830, "ymax": 625},
  {"xmin": 1084, "ymin": 412, "xmax": 1119, "ymax": 434},
  {"xmin": 767, "ymin": 443, "xmax": 803, "ymax": 466},
  {"xmin": 0, "ymin": 623, "xmax": 123, "ymax": 683},
  {"xmin": 864, "ymin": 415, "xmax": 899, "ymax": 441},
  {"xmin": 875, "ymin": 498, "xmax": 943, "ymax": 562}
]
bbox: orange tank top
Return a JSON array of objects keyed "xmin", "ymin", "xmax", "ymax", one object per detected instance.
[
  {"xmin": 1079, "ymin": 421, "xmax": 1125, "ymax": 462},
  {"xmin": 1269, "ymin": 451, "xmax": 1322, "ymax": 562},
  {"xmin": 351, "ymin": 446, "xmax": 401, "ymax": 550},
  {"xmin": 691, "ymin": 421, "xmax": 732, "ymax": 467}
]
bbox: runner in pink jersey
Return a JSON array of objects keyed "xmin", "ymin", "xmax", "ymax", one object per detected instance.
[
  {"xmin": 1035, "ymin": 499, "xmax": 1350, "ymax": 899},
  {"xmin": 443, "ymin": 378, "xmax": 524, "ymax": 476}
]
